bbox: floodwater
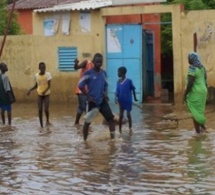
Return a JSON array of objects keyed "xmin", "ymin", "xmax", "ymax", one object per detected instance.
[{"xmin": 1, "ymin": 102, "xmax": 215, "ymax": 195}]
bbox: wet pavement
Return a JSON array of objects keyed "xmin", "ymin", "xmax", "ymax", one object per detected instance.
[{"xmin": 1, "ymin": 102, "xmax": 215, "ymax": 194}]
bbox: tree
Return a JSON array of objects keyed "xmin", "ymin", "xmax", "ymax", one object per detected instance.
[{"xmin": 0, "ymin": 0, "xmax": 21, "ymax": 35}]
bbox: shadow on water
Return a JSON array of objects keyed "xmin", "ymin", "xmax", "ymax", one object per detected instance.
[{"xmin": 0, "ymin": 102, "xmax": 215, "ymax": 194}]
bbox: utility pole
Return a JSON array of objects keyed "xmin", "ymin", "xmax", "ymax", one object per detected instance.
[
  {"xmin": 0, "ymin": 0, "xmax": 16, "ymax": 59},
  {"xmin": 193, "ymin": 32, "xmax": 197, "ymax": 52}
]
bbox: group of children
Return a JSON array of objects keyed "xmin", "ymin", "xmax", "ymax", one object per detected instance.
[
  {"xmin": 0, "ymin": 53, "xmax": 138, "ymax": 141},
  {"xmin": 0, "ymin": 62, "xmax": 51, "ymax": 128},
  {"xmin": 74, "ymin": 53, "xmax": 138, "ymax": 140}
]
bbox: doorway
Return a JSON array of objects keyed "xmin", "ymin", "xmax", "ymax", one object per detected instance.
[{"xmin": 106, "ymin": 24, "xmax": 143, "ymax": 103}]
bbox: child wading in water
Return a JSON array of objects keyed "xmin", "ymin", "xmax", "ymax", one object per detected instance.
[
  {"xmin": 0, "ymin": 62, "xmax": 16, "ymax": 125},
  {"xmin": 115, "ymin": 66, "xmax": 138, "ymax": 133},
  {"xmin": 74, "ymin": 58, "xmax": 94, "ymax": 125},
  {"xmin": 27, "ymin": 62, "xmax": 52, "ymax": 128},
  {"xmin": 78, "ymin": 53, "xmax": 116, "ymax": 141}
]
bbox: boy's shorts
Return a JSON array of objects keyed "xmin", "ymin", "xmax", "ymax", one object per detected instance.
[
  {"xmin": 0, "ymin": 104, "xmax": 11, "ymax": 112},
  {"xmin": 77, "ymin": 93, "xmax": 87, "ymax": 113},
  {"xmin": 88, "ymin": 100, "xmax": 114, "ymax": 122}
]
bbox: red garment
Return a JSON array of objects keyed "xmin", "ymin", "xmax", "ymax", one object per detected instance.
[{"xmin": 74, "ymin": 60, "xmax": 94, "ymax": 94}]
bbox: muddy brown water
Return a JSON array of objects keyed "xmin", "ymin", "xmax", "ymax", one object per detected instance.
[{"xmin": 1, "ymin": 102, "xmax": 215, "ymax": 194}]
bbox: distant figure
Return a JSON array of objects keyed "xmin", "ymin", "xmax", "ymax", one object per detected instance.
[
  {"xmin": 183, "ymin": 52, "xmax": 208, "ymax": 134},
  {"xmin": 0, "ymin": 62, "xmax": 16, "ymax": 125},
  {"xmin": 74, "ymin": 58, "xmax": 93, "ymax": 125},
  {"xmin": 27, "ymin": 62, "xmax": 52, "ymax": 128},
  {"xmin": 115, "ymin": 66, "xmax": 138, "ymax": 133},
  {"xmin": 78, "ymin": 53, "xmax": 115, "ymax": 141}
]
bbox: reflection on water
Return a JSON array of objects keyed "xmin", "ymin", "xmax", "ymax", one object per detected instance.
[{"xmin": 0, "ymin": 103, "xmax": 215, "ymax": 194}]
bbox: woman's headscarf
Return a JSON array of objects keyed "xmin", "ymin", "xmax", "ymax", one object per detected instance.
[
  {"xmin": 188, "ymin": 52, "xmax": 207, "ymax": 85},
  {"xmin": 188, "ymin": 52, "xmax": 204, "ymax": 68}
]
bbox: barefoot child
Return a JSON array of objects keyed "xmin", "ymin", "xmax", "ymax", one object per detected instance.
[
  {"xmin": 115, "ymin": 66, "xmax": 138, "ymax": 133},
  {"xmin": 78, "ymin": 53, "xmax": 116, "ymax": 141},
  {"xmin": 27, "ymin": 62, "xmax": 52, "ymax": 128},
  {"xmin": 74, "ymin": 58, "xmax": 93, "ymax": 125},
  {"xmin": 0, "ymin": 62, "xmax": 16, "ymax": 125}
]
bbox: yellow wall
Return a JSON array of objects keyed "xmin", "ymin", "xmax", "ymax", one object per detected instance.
[
  {"xmin": 180, "ymin": 10, "xmax": 215, "ymax": 88},
  {"xmin": 33, "ymin": 10, "xmax": 105, "ymax": 54},
  {"xmin": 1, "ymin": 5, "xmax": 215, "ymax": 103},
  {"xmin": 1, "ymin": 35, "xmax": 78, "ymax": 102},
  {"xmin": 1, "ymin": 10, "xmax": 105, "ymax": 103}
]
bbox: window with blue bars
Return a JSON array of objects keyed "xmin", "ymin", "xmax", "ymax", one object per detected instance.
[{"xmin": 58, "ymin": 47, "xmax": 77, "ymax": 71}]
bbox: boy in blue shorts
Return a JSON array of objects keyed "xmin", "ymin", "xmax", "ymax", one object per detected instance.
[
  {"xmin": 115, "ymin": 66, "xmax": 138, "ymax": 133},
  {"xmin": 0, "ymin": 62, "xmax": 16, "ymax": 125},
  {"xmin": 78, "ymin": 53, "xmax": 115, "ymax": 141}
]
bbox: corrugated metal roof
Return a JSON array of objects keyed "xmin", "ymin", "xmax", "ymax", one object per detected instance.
[
  {"xmin": 9, "ymin": 0, "xmax": 80, "ymax": 10},
  {"xmin": 11, "ymin": 0, "xmax": 165, "ymax": 11},
  {"xmin": 113, "ymin": 0, "xmax": 166, "ymax": 5},
  {"xmin": 35, "ymin": 0, "xmax": 113, "ymax": 13}
]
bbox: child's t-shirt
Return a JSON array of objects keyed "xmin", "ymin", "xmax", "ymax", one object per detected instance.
[
  {"xmin": 0, "ymin": 74, "xmax": 15, "ymax": 105},
  {"xmin": 78, "ymin": 69, "xmax": 107, "ymax": 106},
  {"xmin": 35, "ymin": 72, "xmax": 52, "ymax": 96},
  {"xmin": 1, "ymin": 74, "xmax": 11, "ymax": 92},
  {"xmin": 115, "ymin": 78, "xmax": 135, "ymax": 111}
]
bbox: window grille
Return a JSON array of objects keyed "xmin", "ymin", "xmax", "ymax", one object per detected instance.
[{"xmin": 58, "ymin": 47, "xmax": 77, "ymax": 71}]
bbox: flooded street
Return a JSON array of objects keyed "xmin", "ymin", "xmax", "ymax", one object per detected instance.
[{"xmin": 1, "ymin": 102, "xmax": 215, "ymax": 194}]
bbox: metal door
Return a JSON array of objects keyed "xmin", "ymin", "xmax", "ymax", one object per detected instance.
[{"xmin": 106, "ymin": 24, "xmax": 142, "ymax": 103}]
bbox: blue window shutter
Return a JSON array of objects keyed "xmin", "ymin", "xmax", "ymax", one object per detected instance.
[{"xmin": 58, "ymin": 47, "xmax": 77, "ymax": 71}]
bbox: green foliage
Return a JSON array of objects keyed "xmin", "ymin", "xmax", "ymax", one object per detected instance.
[
  {"xmin": 203, "ymin": 0, "xmax": 215, "ymax": 8},
  {"xmin": 0, "ymin": 0, "xmax": 21, "ymax": 35},
  {"xmin": 161, "ymin": 14, "xmax": 172, "ymax": 56},
  {"xmin": 161, "ymin": 0, "xmax": 215, "ymax": 56},
  {"xmin": 172, "ymin": 0, "xmax": 209, "ymax": 10}
]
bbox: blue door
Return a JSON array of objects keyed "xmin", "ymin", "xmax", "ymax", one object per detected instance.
[{"xmin": 106, "ymin": 24, "xmax": 142, "ymax": 103}]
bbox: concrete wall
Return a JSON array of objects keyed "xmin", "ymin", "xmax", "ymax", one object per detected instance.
[
  {"xmin": 2, "ymin": 4, "xmax": 215, "ymax": 103},
  {"xmin": 1, "ymin": 35, "xmax": 77, "ymax": 102},
  {"xmin": 180, "ymin": 10, "xmax": 215, "ymax": 88},
  {"xmin": 0, "ymin": 9, "xmax": 107, "ymax": 103}
]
